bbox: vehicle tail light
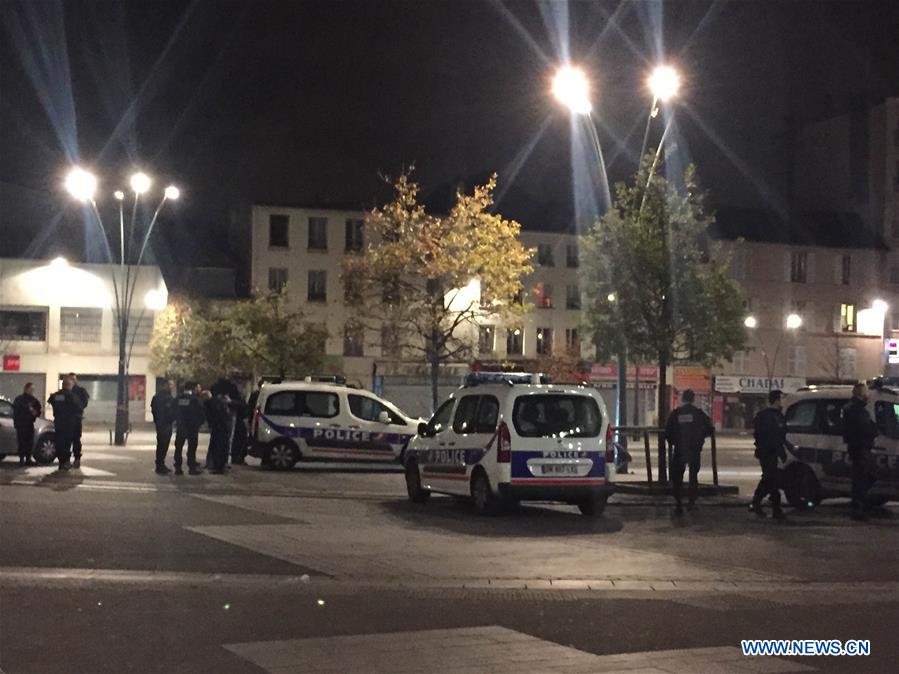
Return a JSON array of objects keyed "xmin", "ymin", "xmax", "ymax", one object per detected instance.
[
  {"xmin": 252, "ymin": 406, "xmax": 261, "ymax": 438},
  {"xmin": 605, "ymin": 424, "xmax": 615, "ymax": 464},
  {"xmin": 497, "ymin": 422, "xmax": 512, "ymax": 463}
]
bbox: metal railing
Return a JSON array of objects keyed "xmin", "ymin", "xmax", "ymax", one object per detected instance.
[{"xmin": 612, "ymin": 426, "xmax": 719, "ymax": 487}]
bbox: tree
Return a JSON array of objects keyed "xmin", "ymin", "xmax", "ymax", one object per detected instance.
[
  {"xmin": 581, "ymin": 156, "xmax": 746, "ymax": 451},
  {"xmin": 150, "ymin": 290, "xmax": 336, "ymax": 384},
  {"xmin": 343, "ymin": 172, "xmax": 533, "ymax": 409}
]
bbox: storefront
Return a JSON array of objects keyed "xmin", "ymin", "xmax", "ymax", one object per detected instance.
[
  {"xmin": 589, "ymin": 364, "xmax": 658, "ymax": 427},
  {"xmin": 714, "ymin": 375, "xmax": 807, "ymax": 429}
]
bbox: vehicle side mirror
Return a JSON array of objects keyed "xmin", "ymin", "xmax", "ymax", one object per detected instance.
[
  {"xmin": 377, "ymin": 410, "xmax": 391, "ymax": 424},
  {"xmin": 417, "ymin": 421, "xmax": 431, "ymax": 437}
]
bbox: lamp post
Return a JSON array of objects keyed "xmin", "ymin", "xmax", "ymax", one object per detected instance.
[
  {"xmin": 744, "ymin": 313, "xmax": 802, "ymax": 386},
  {"xmin": 65, "ymin": 167, "xmax": 179, "ymax": 445}
]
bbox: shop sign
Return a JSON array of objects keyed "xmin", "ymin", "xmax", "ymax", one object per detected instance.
[
  {"xmin": 2, "ymin": 354, "xmax": 20, "ymax": 371},
  {"xmin": 673, "ymin": 366, "xmax": 711, "ymax": 393},
  {"xmin": 589, "ymin": 364, "xmax": 659, "ymax": 380},
  {"xmin": 715, "ymin": 375, "xmax": 806, "ymax": 394}
]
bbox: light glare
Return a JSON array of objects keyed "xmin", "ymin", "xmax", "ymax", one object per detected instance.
[
  {"xmin": 114, "ymin": 190, "xmax": 125, "ymax": 201},
  {"xmin": 64, "ymin": 168, "xmax": 97, "ymax": 202},
  {"xmin": 872, "ymin": 299, "xmax": 888, "ymax": 313},
  {"xmin": 786, "ymin": 313, "xmax": 802, "ymax": 330},
  {"xmin": 130, "ymin": 172, "xmax": 151, "ymax": 195},
  {"xmin": 648, "ymin": 65, "xmax": 681, "ymax": 102},
  {"xmin": 144, "ymin": 289, "xmax": 168, "ymax": 311},
  {"xmin": 164, "ymin": 185, "xmax": 180, "ymax": 200},
  {"xmin": 552, "ymin": 66, "xmax": 592, "ymax": 115},
  {"xmin": 744, "ymin": 316, "xmax": 757, "ymax": 329}
]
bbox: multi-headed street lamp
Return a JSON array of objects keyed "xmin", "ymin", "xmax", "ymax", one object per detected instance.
[
  {"xmin": 64, "ymin": 167, "xmax": 180, "ymax": 445},
  {"xmin": 744, "ymin": 313, "xmax": 803, "ymax": 386}
]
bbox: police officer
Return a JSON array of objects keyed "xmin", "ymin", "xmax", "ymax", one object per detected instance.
[
  {"xmin": 203, "ymin": 390, "xmax": 231, "ymax": 474},
  {"xmin": 68, "ymin": 373, "xmax": 90, "ymax": 469},
  {"xmin": 843, "ymin": 383, "xmax": 878, "ymax": 521},
  {"xmin": 664, "ymin": 389, "xmax": 714, "ymax": 514},
  {"xmin": 173, "ymin": 382, "xmax": 205, "ymax": 475},
  {"xmin": 246, "ymin": 379, "xmax": 264, "ymax": 451},
  {"xmin": 48, "ymin": 375, "xmax": 84, "ymax": 470},
  {"xmin": 211, "ymin": 377, "xmax": 241, "ymax": 466},
  {"xmin": 151, "ymin": 380, "xmax": 176, "ymax": 474},
  {"xmin": 750, "ymin": 389, "xmax": 788, "ymax": 520},
  {"xmin": 13, "ymin": 382, "xmax": 41, "ymax": 466}
]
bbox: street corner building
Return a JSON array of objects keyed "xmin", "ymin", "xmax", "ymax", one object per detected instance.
[{"xmin": 0, "ymin": 257, "xmax": 168, "ymax": 424}]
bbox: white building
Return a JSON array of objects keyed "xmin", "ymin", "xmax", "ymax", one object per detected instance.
[{"xmin": 0, "ymin": 257, "xmax": 168, "ymax": 423}]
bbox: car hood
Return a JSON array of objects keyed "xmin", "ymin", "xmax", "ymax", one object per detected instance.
[{"xmin": 34, "ymin": 417, "xmax": 54, "ymax": 433}]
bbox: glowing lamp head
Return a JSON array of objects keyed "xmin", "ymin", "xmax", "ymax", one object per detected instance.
[
  {"xmin": 144, "ymin": 289, "xmax": 167, "ymax": 311},
  {"xmin": 130, "ymin": 172, "xmax": 151, "ymax": 195},
  {"xmin": 552, "ymin": 66, "xmax": 592, "ymax": 115},
  {"xmin": 164, "ymin": 185, "xmax": 180, "ymax": 200},
  {"xmin": 607, "ymin": 293, "xmax": 616, "ymax": 303},
  {"xmin": 786, "ymin": 313, "xmax": 803, "ymax": 330},
  {"xmin": 744, "ymin": 316, "xmax": 757, "ymax": 329},
  {"xmin": 64, "ymin": 167, "xmax": 97, "ymax": 202},
  {"xmin": 113, "ymin": 190, "xmax": 125, "ymax": 201},
  {"xmin": 648, "ymin": 65, "xmax": 681, "ymax": 102}
]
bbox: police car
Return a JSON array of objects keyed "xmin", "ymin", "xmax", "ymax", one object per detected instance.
[
  {"xmin": 781, "ymin": 383, "xmax": 899, "ymax": 509},
  {"xmin": 404, "ymin": 373, "xmax": 616, "ymax": 516},
  {"xmin": 249, "ymin": 380, "xmax": 420, "ymax": 469}
]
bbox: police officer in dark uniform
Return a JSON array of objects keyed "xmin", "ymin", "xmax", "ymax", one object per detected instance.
[
  {"xmin": 246, "ymin": 379, "xmax": 264, "ymax": 452},
  {"xmin": 843, "ymin": 383, "xmax": 878, "ymax": 521},
  {"xmin": 68, "ymin": 373, "xmax": 90, "ymax": 469},
  {"xmin": 151, "ymin": 380, "xmax": 176, "ymax": 474},
  {"xmin": 173, "ymin": 382, "xmax": 205, "ymax": 475},
  {"xmin": 203, "ymin": 390, "xmax": 231, "ymax": 474},
  {"xmin": 48, "ymin": 375, "xmax": 84, "ymax": 470},
  {"xmin": 211, "ymin": 377, "xmax": 241, "ymax": 466},
  {"xmin": 13, "ymin": 382, "xmax": 41, "ymax": 466},
  {"xmin": 750, "ymin": 389, "xmax": 788, "ymax": 520},
  {"xmin": 664, "ymin": 389, "xmax": 714, "ymax": 513}
]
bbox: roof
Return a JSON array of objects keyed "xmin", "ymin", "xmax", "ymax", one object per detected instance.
[{"xmin": 710, "ymin": 208, "xmax": 889, "ymax": 250}]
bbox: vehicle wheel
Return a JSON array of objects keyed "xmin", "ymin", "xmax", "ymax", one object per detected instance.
[
  {"xmin": 470, "ymin": 470, "xmax": 497, "ymax": 515},
  {"xmin": 783, "ymin": 464, "xmax": 821, "ymax": 510},
  {"xmin": 577, "ymin": 495, "xmax": 608, "ymax": 517},
  {"xmin": 33, "ymin": 435, "xmax": 57, "ymax": 465},
  {"xmin": 267, "ymin": 441, "xmax": 298, "ymax": 471},
  {"xmin": 404, "ymin": 460, "xmax": 430, "ymax": 503}
]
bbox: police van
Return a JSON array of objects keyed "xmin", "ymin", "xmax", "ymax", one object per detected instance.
[
  {"xmin": 404, "ymin": 373, "xmax": 616, "ymax": 516},
  {"xmin": 781, "ymin": 383, "xmax": 899, "ymax": 508},
  {"xmin": 249, "ymin": 380, "xmax": 420, "ymax": 469}
]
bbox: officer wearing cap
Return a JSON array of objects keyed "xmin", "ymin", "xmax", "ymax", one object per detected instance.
[
  {"xmin": 750, "ymin": 389, "xmax": 788, "ymax": 520},
  {"xmin": 664, "ymin": 389, "xmax": 714, "ymax": 514}
]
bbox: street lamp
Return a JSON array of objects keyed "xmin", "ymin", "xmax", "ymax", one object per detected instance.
[
  {"xmin": 745, "ymin": 314, "xmax": 802, "ymax": 387},
  {"xmin": 744, "ymin": 315, "xmax": 758, "ymax": 329},
  {"xmin": 63, "ymin": 166, "xmax": 179, "ymax": 445},
  {"xmin": 647, "ymin": 65, "xmax": 681, "ymax": 105},
  {"xmin": 552, "ymin": 66, "xmax": 592, "ymax": 115}
]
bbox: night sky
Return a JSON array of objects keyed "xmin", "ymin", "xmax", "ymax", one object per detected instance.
[{"xmin": 1, "ymin": 0, "xmax": 897, "ymax": 267}]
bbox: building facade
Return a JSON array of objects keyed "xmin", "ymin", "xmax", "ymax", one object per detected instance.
[{"xmin": 0, "ymin": 257, "xmax": 168, "ymax": 424}]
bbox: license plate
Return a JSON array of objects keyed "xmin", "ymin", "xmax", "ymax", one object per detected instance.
[{"xmin": 541, "ymin": 464, "xmax": 580, "ymax": 475}]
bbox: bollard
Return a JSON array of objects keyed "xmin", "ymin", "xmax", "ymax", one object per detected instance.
[
  {"xmin": 643, "ymin": 429, "xmax": 653, "ymax": 483},
  {"xmin": 711, "ymin": 429, "xmax": 719, "ymax": 487}
]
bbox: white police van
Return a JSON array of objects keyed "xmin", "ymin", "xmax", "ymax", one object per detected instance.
[
  {"xmin": 249, "ymin": 380, "xmax": 420, "ymax": 470},
  {"xmin": 781, "ymin": 383, "xmax": 899, "ymax": 508},
  {"xmin": 404, "ymin": 373, "xmax": 616, "ymax": 516}
]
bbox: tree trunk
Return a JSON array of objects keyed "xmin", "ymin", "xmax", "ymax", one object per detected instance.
[
  {"xmin": 429, "ymin": 356, "xmax": 439, "ymax": 413},
  {"xmin": 616, "ymin": 349, "xmax": 627, "ymax": 449},
  {"xmin": 114, "ymin": 318, "xmax": 129, "ymax": 446},
  {"xmin": 657, "ymin": 352, "xmax": 669, "ymax": 483}
]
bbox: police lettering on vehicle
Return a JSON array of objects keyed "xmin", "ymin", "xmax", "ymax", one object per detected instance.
[
  {"xmin": 543, "ymin": 450, "xmax": 587, "ymax": 459},
  {"xmin": 312, "ymin": 428, "xmax": 373, "ymax": 442}
]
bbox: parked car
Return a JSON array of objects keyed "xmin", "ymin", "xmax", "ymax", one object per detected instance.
[{"xmin": 0, "ymin": 396, "xmax": 57, "ymax": 464}]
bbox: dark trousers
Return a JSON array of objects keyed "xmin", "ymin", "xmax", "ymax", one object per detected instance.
[
  {"xmin": 208, "ymin": 426, "xmax": 229, "ymax": 471},
  {"xmin": 15, "ymin": 425, "xmax": 34, "ymax": 461},
  {"xmin": 671, "ymin": 449, "xmax": 700, "ymax": 505},
  {"xmin": 174, "ymin": 429, "xmax": 199, "ymax": 468},
  {"xmin": 55, "ymin": 430, "xmax": 73, "ymax": 465},
  {"xmin": 849, "ymin": 448, "xmax": 875, "ymax": 510},
  {"xmin": 752, "ymin": 453, "xmax": 782, "ymax": 510},
  {"xmin": 155, "ymin": 423, "xmax": 173, "ymax": 467},
  {"xmin": 72, "ymin": 418, "xmax": 83, "ymax": 459},
  {"xmin": 231, "ymin": 418, "xmax": 247, "ymax": 462}
]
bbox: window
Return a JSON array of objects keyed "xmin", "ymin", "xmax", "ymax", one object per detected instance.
[
  {"xmin": 344, "ymin": 273, "xmax": 363, "ymax": 305},
  {"xmin": 506, "ymin": 327, "xmax": 523, "ymax": 355},
  {"xmin": 785, "ymin": 400, "xmax": 817, "ymax": 433},
  {"xmin": 114, "ymin": 313, "xmax": 154, "ymax": 346},
  {"xmin": 382, "ymin": 276, "xmax": 400, "ymax": 304},
  {"xmin": 345, "ymin": 218, "xmax": 364, "ymax": 253},
  {"xmin": 0, "ymin": 309, "xmax": 47, "ymax": 342},
  {"xmin": 428, "ymin": 399, "xmax": 455, "ymax": 434},
  {"xmin": 303, "ymin": 391, "xmax": 339, "ymax": 418},
  {"xmin": 732, "ymin": 248, "xmax": 750, "ymax": 281},
  {"xmin": 512, "ymin": 394, "xmax": 601, "ymax": 438},
  {"xmin": 537, "ymin": 243, "xmax": 554, "ymax": 267},
  {"xmin": 821, "ymin": 399, "xmax": 845, "ymax": 436},
  {"xmin": 452, "ymin": 395, "xmax": 481, "ymax": 433},
  {"xmin": 787, "ymin": 345, "xmax": 806, "ymax": 376},
  {"xmin": 308, "ymin": 216, "xmax": 328, "ymax": 250},
  {"xmin": 474, "ymin": 396, "xmax": 499, "ymax": 433},
  {"xmin": 838, "ymin": 347, "xmax": 857, "ymax": 379},
  {"xmin": 535, "ymin": 282, "xmax": 553, "ymax": 308},
  {"xmin": 478, "ymin": 325, "xmax": 495, "ymax": 354},
  {"xmin": 565, "ymin": 328, "xmax": 580, "ymax": 355},
  {"xmin": 790, "ymin": 251, "xmax": 807, "ymax": 283},
  {"xmin": 343, "ymin": 322, "xmax": 364, "ymax": 357},
  {"xmin": 875, "ymin": 401, "xmax": 899, "ymax": 439},
  {"xmin": 61, "ymin": 307, "xmax": 102, "ymax": 343},
  {"xmin": 840, "ymin": 303, "xmax": 856, "ymax": 333},
  {"xmin": 264, "ymin": 391, "xmax": 297, "ymax": 415},
  {"xmin": 566, "ymin": 244, "xmax": 579, "ymax": 268},
  {"xmin": 268, "ymin": 268, "xmax": 288, "ymax": 292},
  {"xmin": 307, "ymin": 270, "xmax": 327, "ymax": 302},
  {"xmin": 381, "ymin": 324, "xmax": 401, "ymax": 359},
  {"xmin": 565, "ymin": 284, "xmax": 580, "ymax": 310},
  {"xmin": 0, "ymin": 399, "xmax": 12, "ymax": 418},
  {"xmin": 269, "ymin": 214, "xmax": 289, "ymax": 248},
  {"xmin": 841, "ymin": 255, "xmax": 851, "ymax": 285},
  {"xmin": 730, "ymin": 350, "xmax": 748, "ymax": 373},
  {"xmin": 348, "ymin": 394, "xmax": 405, "ymax": 425},
  {"xmin": 536, "ymin": 327, "xmax": 552, "ymax": 355}
]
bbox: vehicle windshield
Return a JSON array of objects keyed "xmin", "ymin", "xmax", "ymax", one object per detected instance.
[{"xmin": 512, "ymin": 394, "xmax": 601, "ymax": 438}]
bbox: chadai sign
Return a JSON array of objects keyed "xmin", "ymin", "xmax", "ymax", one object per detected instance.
[{"xmin": 715, "ymin": 375, "xmax": 806, "ymax": 394}]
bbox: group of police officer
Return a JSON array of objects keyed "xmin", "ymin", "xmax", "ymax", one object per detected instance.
[
  {"xmin": 149, "ymin": 377, "xmax": 252, "ymax": 475},
  {"xmin": 665, "ymin": 384, "xmax": 881, "ymax": 521}
]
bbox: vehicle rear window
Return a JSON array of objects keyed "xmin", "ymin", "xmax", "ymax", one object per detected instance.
[
  {"xmin": 265, "ymin": 391, "xmax": 296, "ymax": 415},
  {"xmin": 264, "ymin": 390, "xmax": 339, "ymax": 418},
  {"xmin": 785, "ymin": 400, "xmax": 817, "ymax": 432},
  {"xmin": 512, "ymin": 394, "xmax": 601, "ymax": 438}
]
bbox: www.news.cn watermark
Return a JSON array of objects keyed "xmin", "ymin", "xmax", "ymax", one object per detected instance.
[{"xmin": 741, "ymin": 640, "xmax": 871, "ymax": 657}]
